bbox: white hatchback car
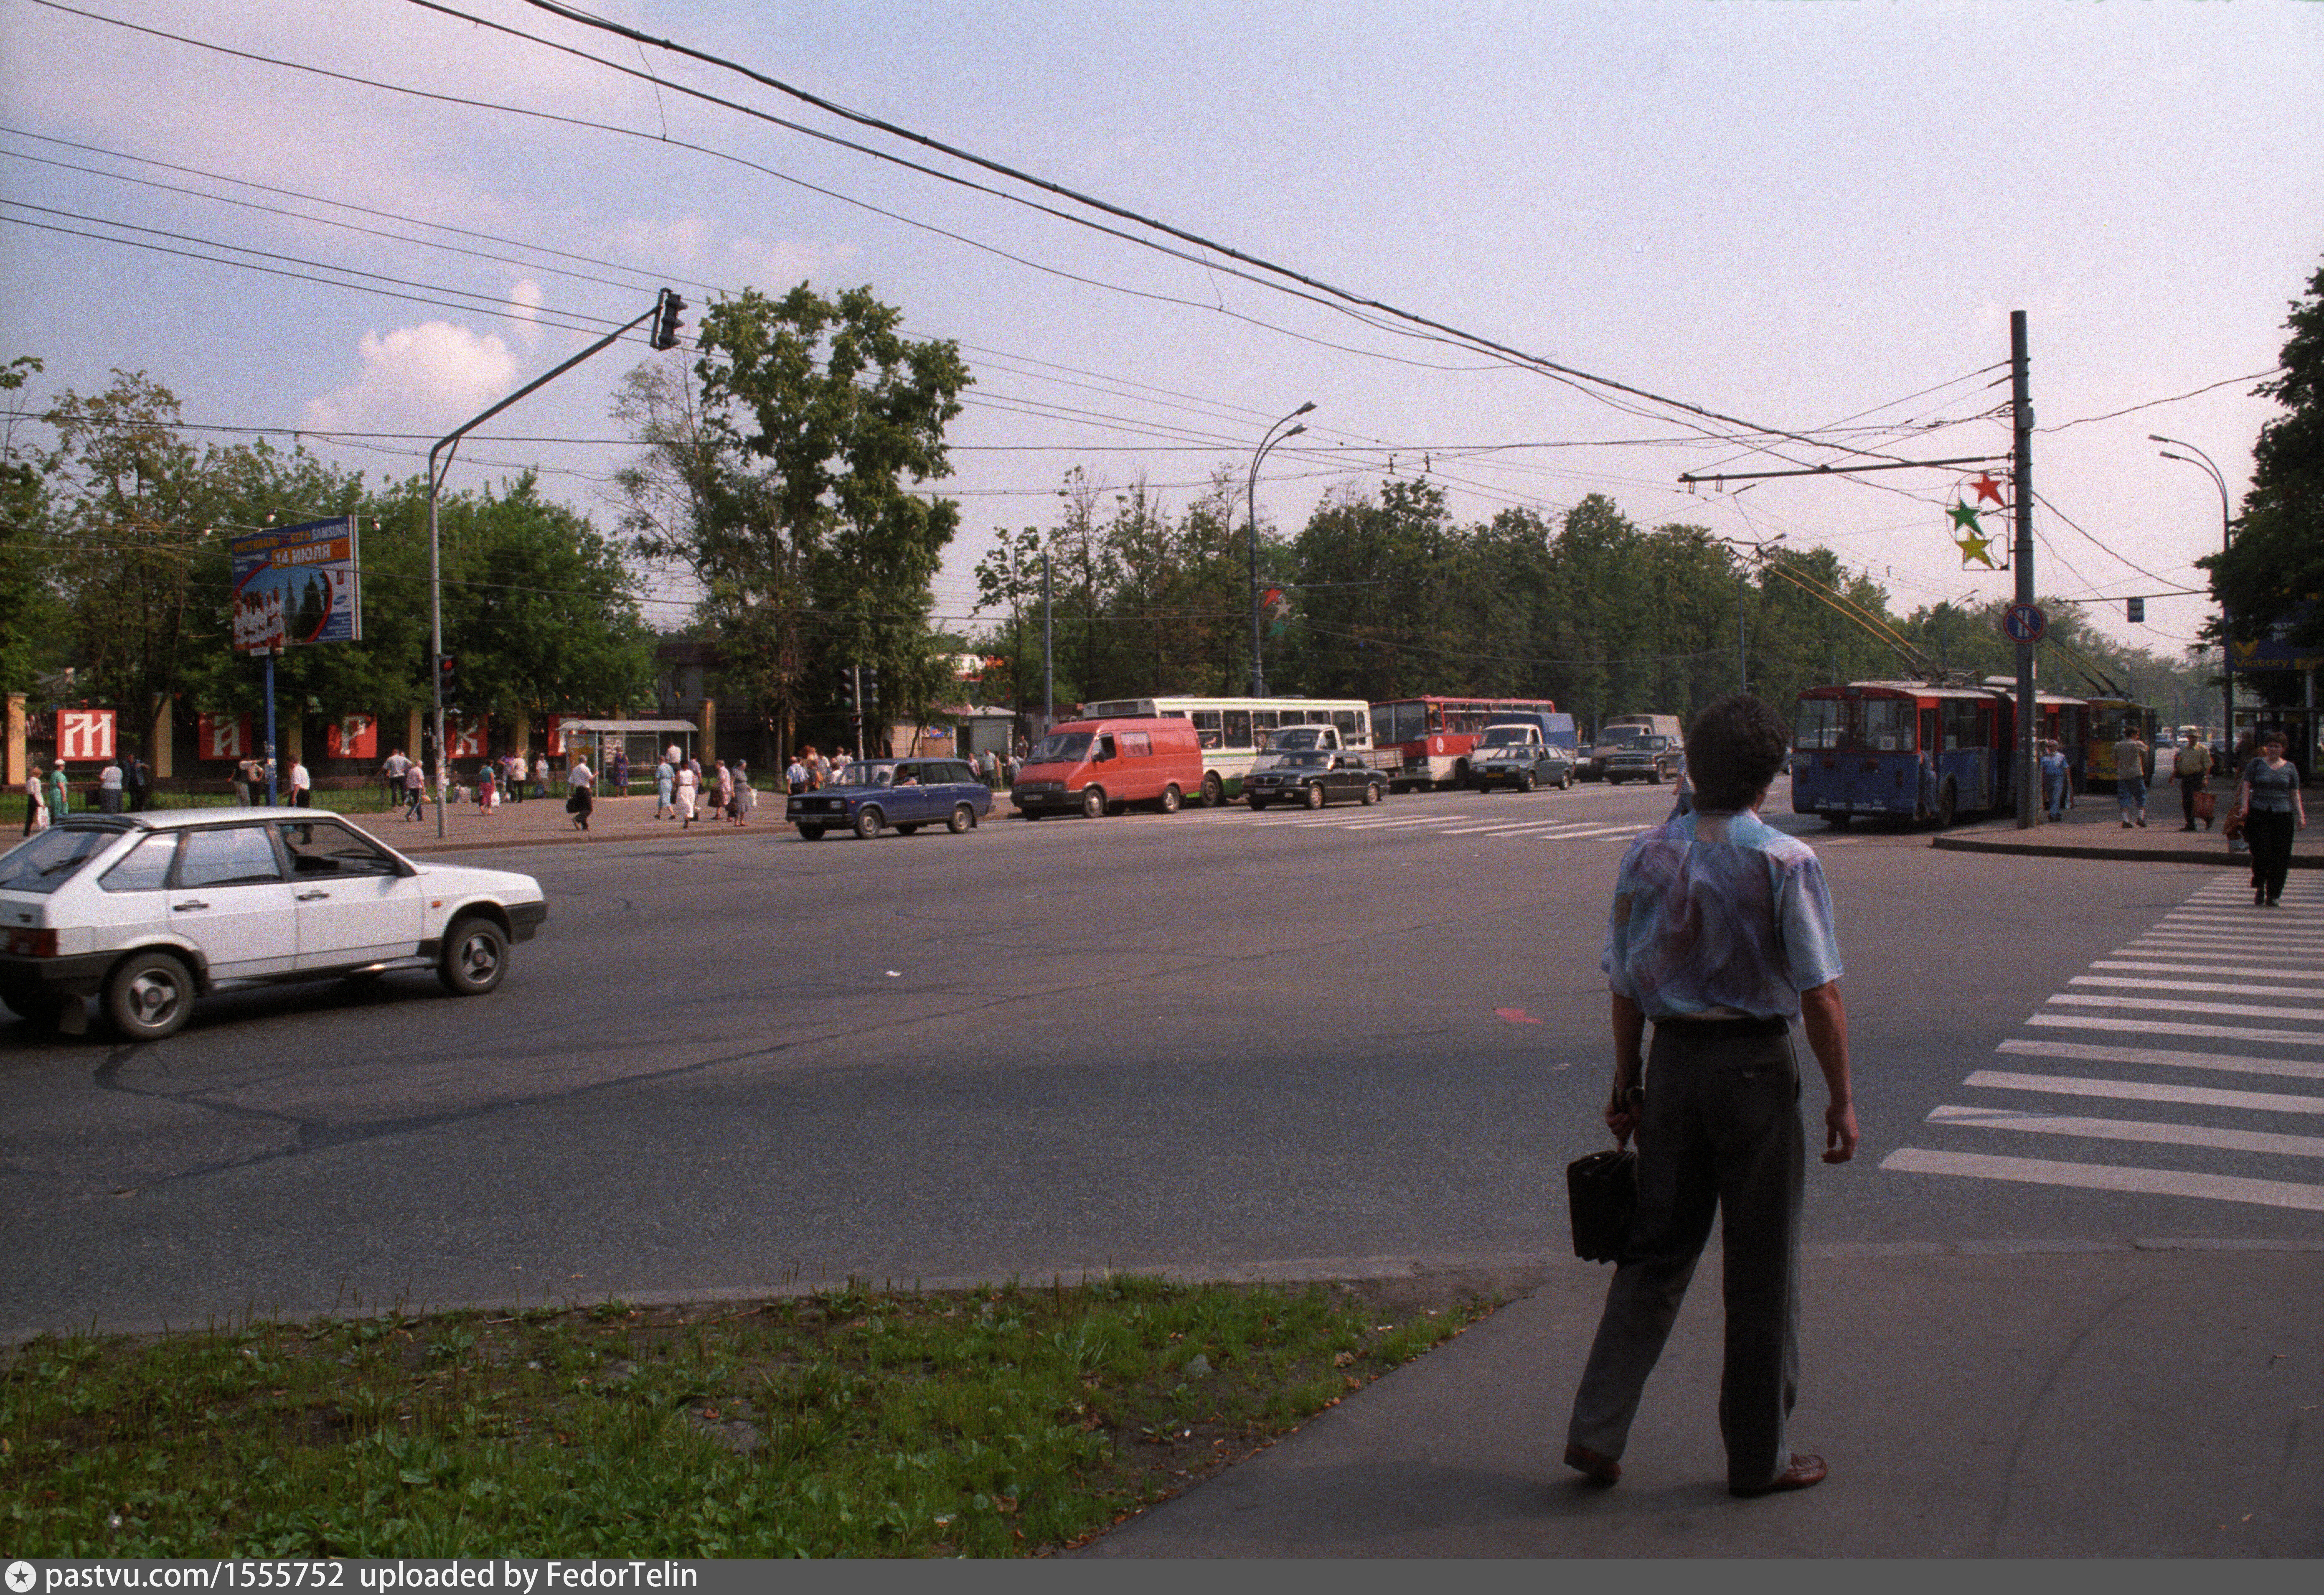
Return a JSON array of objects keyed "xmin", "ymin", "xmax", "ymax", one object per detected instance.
[{"xmin": 0, "ymin": 809, "xmax": 548, "ymax": 1041}]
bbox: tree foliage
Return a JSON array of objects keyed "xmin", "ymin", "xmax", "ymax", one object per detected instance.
[
  {"xmin": 619, "ymin": 284, "xmax": 970, "ymax": 753},
  {"xmin": 2205, "ymin": 255, "xmax": 2324, "ymax": 702}
]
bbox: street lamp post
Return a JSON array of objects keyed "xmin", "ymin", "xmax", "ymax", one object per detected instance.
[
  {"xmin": 2150, "ymin": 434, "xmax": 2234, "ymax": 751},
  {"xmin": 1247, "ymin": 402, "xmax": 1314, "ymax": 697}
]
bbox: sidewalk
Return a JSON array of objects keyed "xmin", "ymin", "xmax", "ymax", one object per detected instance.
[
  {"xmin": 364, "ymin": 787, "xmax": 805, "ymax": 855},
  {"xmin": 1931, "ymin": 777, "xmax": 2316, "ymax": 867},
  {"xmin": 1079, "ymin": 1241, "xmax": 2322, "ymax": 1557}
]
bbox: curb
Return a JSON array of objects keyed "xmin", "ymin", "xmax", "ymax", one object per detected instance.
[{"xmin": 400, "ymin": 822, "xmax": 777, "ymax": 857}]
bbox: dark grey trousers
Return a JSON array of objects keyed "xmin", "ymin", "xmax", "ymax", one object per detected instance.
[{"xmin": 1565, "ymin": 1023, "xmax": 1806, "ymax": 1489}]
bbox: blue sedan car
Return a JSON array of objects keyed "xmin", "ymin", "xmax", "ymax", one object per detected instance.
[{"xmin": 786, "ymin": 758, "xmax": 992, "ymax": 840}]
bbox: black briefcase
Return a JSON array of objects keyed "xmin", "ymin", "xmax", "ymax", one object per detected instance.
[{"xmin": 1567, "ymin": 1147, "xmax": 1637, "ymax": 1263}]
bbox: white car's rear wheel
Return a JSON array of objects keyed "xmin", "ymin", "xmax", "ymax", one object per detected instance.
[{"xmin": 107, "ymin": 950, "xmax": 193, "ymax": 1042}]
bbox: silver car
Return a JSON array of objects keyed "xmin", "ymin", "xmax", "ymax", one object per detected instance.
[{"xmin": 0, "ymin": 809, "xmax": 548, "ymax": 1041}]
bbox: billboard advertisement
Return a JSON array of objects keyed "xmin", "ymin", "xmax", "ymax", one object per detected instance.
[
  {"xmin": 231, "ymin": 516, "xmax": 361, "ymax": 654},
  {"xmin": 57, "ymin": 709, "xmax": 116, "ymax": 762},
  {"xmin": 197, "ymin": 713, "xmax": 254, "ymax": 760},
  {"xmin": 325, "ymin": 714, "xmax": 377, "ymax": 761}
]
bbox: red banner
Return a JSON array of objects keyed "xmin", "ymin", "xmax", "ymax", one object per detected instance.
[
  {"xmin": 448, "ymin": 718, "xmax": 486, "ymax": 758},
  {"xmin": 197, "ymin": 714, "xmax": 254, "ymax": 760},
  {"xmin": 57, "ymin": 709, "xmax": 117, "ymax": 761},
  {"xmin": 325, "ymin": 714, "xmax": 377, "ymax": 760}
]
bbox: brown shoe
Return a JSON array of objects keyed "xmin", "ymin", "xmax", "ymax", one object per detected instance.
[
  {"xmin": 1564, "ymin": 1442, "xmax": 1621, "ymax": 1485},
  {"xmin": 1731, "ymin": 1454, "xmax": 1828, "ymax": 1497}
]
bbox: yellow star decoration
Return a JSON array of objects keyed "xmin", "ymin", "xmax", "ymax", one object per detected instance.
[{"xmin": 1956, "ymin": 528, "xmax": 1996, "ymax": 569}]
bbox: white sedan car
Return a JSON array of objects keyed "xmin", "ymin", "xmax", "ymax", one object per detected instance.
[{"xmin": 0, "ymin": 809, "xmax": 548, "ymax": 1041}]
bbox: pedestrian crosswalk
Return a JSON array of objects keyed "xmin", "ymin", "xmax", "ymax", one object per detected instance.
[
  {"xmin": 1882, "ymin": 872, "xmax": 2324, "ymax": 1213},
  {"xmin": 1176, "ymin": 804, "xmax": 1649, "ymax": 845}
]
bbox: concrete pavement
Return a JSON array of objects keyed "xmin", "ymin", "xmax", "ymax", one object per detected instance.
[
  {"xmin": 1932, "ymin": 774, "xmax": 2315, "ymax": 868},
  {"xmin": 1081, "ymin": 1240, "xmax": 2323, "ymax": 1557}
]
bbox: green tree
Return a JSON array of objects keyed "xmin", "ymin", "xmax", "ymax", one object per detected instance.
[
  {"xmin": 2205, "ymin": 257, "xmax": 2324, "ymax": 702},
  {"xmin": 0, "ymin": 355, "xmax": 59, "ymax": 694},
  {"xmin": 620, "ymin": 284, "xmax": 969, "ymax": 755}
]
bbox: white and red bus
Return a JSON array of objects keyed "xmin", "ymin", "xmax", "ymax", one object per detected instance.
[{"xmin": 1369, "ymin": 696, "xmax": 1558, "ymax": 791}]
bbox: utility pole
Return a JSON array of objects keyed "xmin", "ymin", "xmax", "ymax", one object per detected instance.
[
  {"xmin": 2011, "ymin": 310, "xmax": 2036, "ymax": 830},
  {"xmin": 1041, "ymin": 549, "xmax": 1054, "ymax": 733}
]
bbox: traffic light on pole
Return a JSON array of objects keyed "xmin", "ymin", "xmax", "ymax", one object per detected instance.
[
  {"xmin": 2126, "ymin": 598, "xmax": 2145, "ymax": 623},
  {"xmin": 650, "ymin": 290, "xmax": 686, "ymax": 352},
  {"xmin": 437, "ymin": 653, "xmax": 457, "ymax": 703},
  {"xmin": 862, "ymin": 667, "xmax": 879, "ymax": 710},
  {"xmin": 841, "ymin": 667, "xmax": 857, "ymax": 713}
]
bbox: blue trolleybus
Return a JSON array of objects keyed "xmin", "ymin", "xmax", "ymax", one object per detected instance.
[{"xmin": 1791, "ymin": 680, "xmax": 2040, "ymax": 828}]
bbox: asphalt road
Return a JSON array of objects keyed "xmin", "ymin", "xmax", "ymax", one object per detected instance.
[{"xmin": 3, "ymin": 776, "xmax": 2313, "ymax": 1338}]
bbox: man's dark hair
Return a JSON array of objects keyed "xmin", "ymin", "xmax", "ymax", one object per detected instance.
[{"xmin": 1685, "ymin": 693, "xmax": 1792, "ymax": 811}]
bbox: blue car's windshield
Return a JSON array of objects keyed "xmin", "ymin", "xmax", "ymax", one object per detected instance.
[{"xmin": 841, "ymin": 763, "xmax": 897, "ymax": 788}]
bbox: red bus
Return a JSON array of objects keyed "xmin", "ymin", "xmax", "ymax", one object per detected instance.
[{"xmin": 1369, "ymin": 696, "xmax": 1558, "ymax": 791}]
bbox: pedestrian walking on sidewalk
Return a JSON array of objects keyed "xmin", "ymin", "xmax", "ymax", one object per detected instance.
[
  {"xmin": 2172, "ymin": 730, "xmax": 2214, "ymax": 831},
  {"xmin": 1563, "ymin": 692, "xmax": 1859, "ymax": 1500},
  {"xmin": 402, "ymin": 760, "xmax": 424, "ymax": 821},
  {"xmin": 734, "ymin": 761, "xmax": 754, "ymax": 824},
  {"xmin": 654, "ymin": 757, "xmax": 675, "ymax": 818},
  {"xmin": 715, "ymin": 759, "xmax": 735, "ymax": 822},
  {"xmin": 22, "ymin": 763, "xmax": 46, "ymax": 836},
  {"xmin": 566, "ymin": 757, "xmax": 594, "ymax": 831},
  {"xmin": 2039, "ymin": 740, "xmax": 2070, "ymax": 822},
  {"xmin": 676, "ymin": 759, "xmax": 698, "ymax": 829},
  {"xmin": 2113, "ymin": 727, "xmax": 2151, "ymax": 828},
  {"xmin": 2235, "ymin": 731, "xmax": 2306, "ymax": 908}
]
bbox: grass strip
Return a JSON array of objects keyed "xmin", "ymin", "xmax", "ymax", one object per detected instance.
[{"xmin": 3, "ymin": 1274, "xmax": 1499, "ymax": 1558}]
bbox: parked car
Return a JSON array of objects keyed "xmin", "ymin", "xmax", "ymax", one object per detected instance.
[
  {"xmin": 1469, "ymin": 720, "xmax": 1576, "ymax": 792},
  {"xmin": 1603, "ymin": 734, "xmax": 1685, "ymax": 785},
  {"xmin": 789, "ymin": 758, "xmax": 991, "ymax": 839},
  {"xmin": 1011, "ymin": 716, "xmax": 1204, "ymax": 818},
  {"xmin": 0, "ymin": 810, "xmax": 547, "ymax": 1042},
  {"xmin": 1244, "ymin": 751, "xmax": 1385, "ymax": 809}
]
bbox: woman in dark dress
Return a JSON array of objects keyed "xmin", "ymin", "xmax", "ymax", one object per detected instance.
[{"xmin": 2234, "ymin": 731, "xmax": 2306, "ymax": 907}]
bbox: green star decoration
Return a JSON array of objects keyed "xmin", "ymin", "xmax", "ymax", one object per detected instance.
[{"xmin": 1947, "ymin": 500, "xmax": 1983, "ymax": 532}]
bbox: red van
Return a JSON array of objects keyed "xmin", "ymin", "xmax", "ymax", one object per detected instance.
[{"xmin": 1011, "ymin": 717, "xmax": 1204, "ymax": 819}]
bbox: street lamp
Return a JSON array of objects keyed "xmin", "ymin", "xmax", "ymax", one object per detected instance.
[
  {"xmin": 1248, "ymin": 402, "xmax": 1314, "ymax": 697},
  {"xmin": 2150, "ymin": 434, "xmax": 2234, "ymax": 750}
]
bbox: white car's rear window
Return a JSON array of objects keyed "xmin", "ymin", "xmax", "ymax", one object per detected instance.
[{"xmin": 0, "ymin": 825, "xmax": 123, "ymax": 895}]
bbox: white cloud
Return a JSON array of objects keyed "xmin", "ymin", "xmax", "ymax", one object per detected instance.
[
  {"xmin": 507, "ymin": 278, "xmax": 545, "ymax": 345},
  {"xmin": 301, "ymin": 322, "xmax": 521, "ymax": 435}
]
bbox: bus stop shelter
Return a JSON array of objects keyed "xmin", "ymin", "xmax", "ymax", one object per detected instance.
[{"xmin": 559, "ymin": 719, "xmax": 696, "ymax": 792}]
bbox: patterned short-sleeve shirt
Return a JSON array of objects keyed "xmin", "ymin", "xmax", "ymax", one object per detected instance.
[{"xmin": 1602, "ymin": 809, "xmax": 1845, "ymax": 1021}]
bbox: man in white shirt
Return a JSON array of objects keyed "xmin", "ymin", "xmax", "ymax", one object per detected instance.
[
  {"xmin": 98, "ymin": 759, "xmax": 124, "ymax": 814},
  {"xmin": 288, "ymin": 759, "xmax": 312, "ymax": 808}
]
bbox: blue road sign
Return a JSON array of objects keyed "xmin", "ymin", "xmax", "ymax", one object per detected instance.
[{"xmin": 2002, "ymin": 602, "xmax": 2047, "ymax": 645}]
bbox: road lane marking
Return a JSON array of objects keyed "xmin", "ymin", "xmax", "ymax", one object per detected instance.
[
  {"xmin": 1961, "ymin": 1069, "xmax": 2324, "ymax": 1115},
  {"xmin": 1879, "ymin": 1148, "xmax": 2324, "ymax": 1211},
  {"xmin": 2026, "ymin": 1013, "xmax": 2324, "ymax": 1046},
  {"xmin": 1996, "ymin": 1038, "xmax": 2324, "ymax": 1081},
  {"xmin": 2070, "ymin": 974, "xmax": 2324, "ymax": 997},
  {"xmin": 2045, "ymin": 992, "xmax": 2324, "ymax": 1021},
  {"xmin": 2094, "ymin": 959, "xmax": 2324, "ymax": 978},
  {"xmin": 1926, "ymin": 1104, "xmax": 2324, "ymax": 1159}
]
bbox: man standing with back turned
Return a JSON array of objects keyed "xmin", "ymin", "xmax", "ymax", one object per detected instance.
[{"xmin": 1564, "ymin": 693, "xmax": 1859, "ymax": 1498}]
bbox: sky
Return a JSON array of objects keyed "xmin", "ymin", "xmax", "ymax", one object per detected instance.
[{"xmin": 3, "ymin": 0, "xmax": 2319, "ymax": 668}]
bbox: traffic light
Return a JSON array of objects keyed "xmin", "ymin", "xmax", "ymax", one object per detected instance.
[
  {"xmin": 436, "ymin": 653, "xmax": 457, "ymax": 704},
  {"xmin": 861, "ymin": 667, "xmax": 879, "ymax": 709},
  {"xmin": 2126, "ymin": 598, "xmax": 2145, "ymax": 623},
  {"xmin": 650, "ymin": 289, "xmax": 686, "ymax": 352},
  {"xmin": 840, "ymin": 667, "xmax": 857, "ymax": 712}
]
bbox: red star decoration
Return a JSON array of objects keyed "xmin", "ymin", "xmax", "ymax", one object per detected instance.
[{"xmin": 1971, "ymin": 473, "xmax": 2007, "ymax": 507}]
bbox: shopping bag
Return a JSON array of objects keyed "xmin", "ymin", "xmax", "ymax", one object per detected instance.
[
  {"xmin": 1566, "ymin": 1147, "xmax": 1637, "ymax": 1263},
  {"xmin": 2193, "ymin": 790, "xmax": 2216, "ymax": 824}
]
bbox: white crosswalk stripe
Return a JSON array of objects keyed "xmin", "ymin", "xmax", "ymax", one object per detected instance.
[{"xmin": 1882, "ymin": 870, "xmax": 2324, "ymax": 1213}]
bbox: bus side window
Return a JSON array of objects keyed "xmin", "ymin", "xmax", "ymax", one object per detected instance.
[
  {"xmin": 1192, "ymin": 710, "xmax": 1222, "ymax": 749},
  {"xmin": 1223, "ymin": 711, "xmax": 1252, "ymax": 748},
  {"xmin": 1334, "ymin": 709, "xmax": 1361, "ymax": 738}
]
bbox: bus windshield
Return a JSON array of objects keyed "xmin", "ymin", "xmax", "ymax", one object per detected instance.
[{"xmin": 1025, "ymin": 732, "xmax": 1092, "ymax": 765}]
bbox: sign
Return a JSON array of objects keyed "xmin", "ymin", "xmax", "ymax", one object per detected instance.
[
  {"xmin": 56, "ymin": 708, "xmax": 116, "ymax": 761},
  {"xmin": 324, "ymin": 714, "xmax": 377, "ymax": 760},
  {"xmin": 197, "ymin": 713, "xmax": 254, "ymax": 760},
  {"xmin": 545, "ymin": 714, "xmax": 564, "ymax": 757},
  {"xmin": 447, "ymin": 718, "xmax": 486, "ymax": 759},
  {"xmin": 2001, "ymin": 603, "xmax": 2047, "ymax": 645},
  {"xmin": 231, "ymin": 516, "xmax": 361, "ymax": 654}
]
